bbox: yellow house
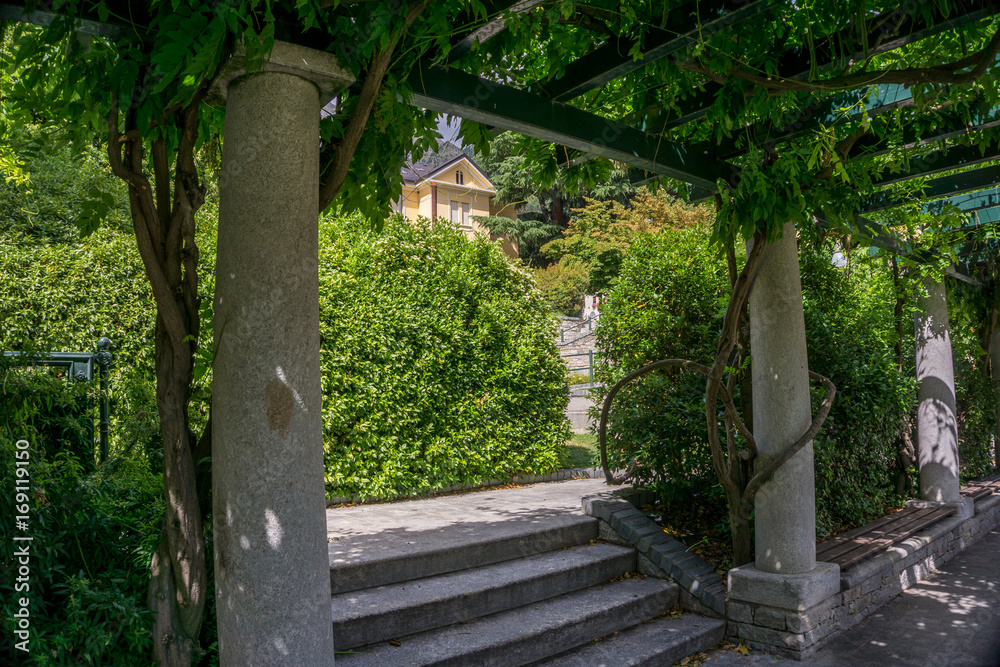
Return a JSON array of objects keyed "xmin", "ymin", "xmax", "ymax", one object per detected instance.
[{"xmin": 397, "ymin": 146, "xmax": 518, "ymax": 258}]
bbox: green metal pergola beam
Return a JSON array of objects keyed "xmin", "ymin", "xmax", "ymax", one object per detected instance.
[
  {"xmin": 871, "ymin": 140, "xmax": 1000, "ymax": 188},
  {"xmin": 692, "ymin": 84, "xmax": 914, "ymax": 160},
  {"xmin": 926, "ymin": 187, "xmax": 1000, "ymax": 215},
  {"xmin": 533, "ymin": 0, "xmax": 775, "ymax": 102},
  {"xmin": 650, "ymin": 104, "xmax": 1000, "ymax": 200},
  {"xmin": 643, "ymin": 0, "xmax": 999, "ymax": 133},
  {"xmin": 861, "ymin": 163, "xmax": 1000, "ymax": 213},
  {"xmin": 406, "ymin": 63, "xmax": 731, "ymax": 190}
]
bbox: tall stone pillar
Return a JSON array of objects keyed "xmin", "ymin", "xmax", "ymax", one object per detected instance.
[
  {"xmin": 912, "ymin": 275, "xmax": 965, "ymax": 509},
  {"xmin": 991, "ymin": 328, "xmax": 1000, "ymax": 469},
  {"xmin": 210, "ymin": 42, "xmax": 353, "ymax": 667},
  {"xmin": 748, "ymin": 222, "xmax": 816, "ymax": 575},
  {"xmin": 726, "ymin": 223, "xmax": 839, "ymax": 659}
]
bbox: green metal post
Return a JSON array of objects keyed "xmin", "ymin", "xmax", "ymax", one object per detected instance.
[
  {"xmin": 96, "ymin": 337, "xmax": 112, "ymax": 462},
  {"xmin": 588, "ymin": 350, "xmax": 594, "ymax": 384}
]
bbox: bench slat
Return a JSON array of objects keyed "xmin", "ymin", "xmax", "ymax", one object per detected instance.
[
  {"xmin": 817, "ymin": 507, "xmax": 938, "ymax": 562},
  {"xmin": 826, "ymin": 507, "xmax": 956, "ymax": 569},
  {"xmin": 961, "ymin": 486, "xmax": 993, "ymax": 500},
  {"xmin": 815, "ymin": 509, "xmax": 915, "ymax": 558}
]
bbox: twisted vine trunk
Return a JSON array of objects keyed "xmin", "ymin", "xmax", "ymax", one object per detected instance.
[{"xmin": 108, "ymin": 91, "xmax": 207, "ymax": 666}]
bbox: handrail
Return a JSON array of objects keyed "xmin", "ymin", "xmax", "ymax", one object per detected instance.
[
  {"xmin": 559, "ymin": 314, "xmax": 597, "ymax": 342},
  {"xmin": 3, "ymin": 338, "xmax": 114, "ymax": 462},
  {"xmin": 564, "ymin": 350, "xmax": 599, "ymax": 383}
]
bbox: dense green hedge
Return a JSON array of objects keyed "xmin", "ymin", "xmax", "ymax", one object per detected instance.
[
  {"xmin": 318, "ymin": 215, "xmax": 570, "ymax": 499},
  {"xmin": 0, "ymin": 231, "xmax": 168, "ymax": 466},
  {"xmin": 950, "ymin": 310, "xmax": 1000, "ymax": 482},
  {"xmin": 2, "ymin": 214, "xmax": 570, "ymax": 502},
  {"xmin": 594, "ymin": 226, "xmax": 919, "ymax": 539}
]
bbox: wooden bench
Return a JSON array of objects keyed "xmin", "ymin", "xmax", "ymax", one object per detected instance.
[
  {"xmin": 816, "ymin": 505, "xmax": 956, "ymax": 570},
  {"xmin": 960, "ymin": 477, "xmax": 1000, "ymax": 501},
  {"xmin": 816, "ymin": 476, "xmax": 999, "ymax": 571}
]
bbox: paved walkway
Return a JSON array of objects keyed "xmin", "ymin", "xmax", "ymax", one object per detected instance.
[
  {"xmin": 326, "ymin": 478, "xmax": 608, "ymax": 568},
  {"xmin": 703, "ymin": 527, "xmax": 1000, "ymax": 667}
]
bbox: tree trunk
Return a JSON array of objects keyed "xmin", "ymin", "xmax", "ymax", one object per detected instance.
[
  {"xmin": 149, "ymin": 320, "xmax": 206, "ymax": 664},
  {"xmin": 728, "ymin": 503, "xmax": 753, "ymax": 567},
  {"xmin": 109, "ymin": 93, "xmax": 207, "ymax": 666}
]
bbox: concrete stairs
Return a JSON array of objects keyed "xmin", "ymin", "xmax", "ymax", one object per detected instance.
[{"xmin": 331, "ymin": 510, "xmax": 724, "ymax": 666}]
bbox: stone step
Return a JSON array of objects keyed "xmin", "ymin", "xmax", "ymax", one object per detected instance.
[
  {"xmin": 334, "ymin": 577, "xmax": 678, "ymax": 667},
  {"xmin": 333, "ymin": 542, "xmax": 636, "ymax": 650},
  {"xmin": 534, "ymin": 613, "xmax": 727, "ymax": 666},
  {"xmin": 330, "ymin": 513, "xmax": 598, "ymax": 594}
]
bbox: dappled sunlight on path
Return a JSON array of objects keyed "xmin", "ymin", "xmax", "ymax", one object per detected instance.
[{"xmin": 702, "ymin": 528, "xmax": 1000, "ymax": 667}]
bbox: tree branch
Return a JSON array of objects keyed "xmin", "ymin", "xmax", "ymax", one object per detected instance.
[
  {"xmin": 107, "ymin": 97, "xmax": 188, "ymax": 349},
  {"xmin": 318, "ymin": 0, "xmax": 429, "ymax": 212},
  {"xmin": 597, "ymin": 357, "xmax": 753, "ymax": 484}
]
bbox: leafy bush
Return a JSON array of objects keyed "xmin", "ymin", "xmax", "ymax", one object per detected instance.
[
  {"xmin": 0, "ymin": 368, "xmax": 162, "ymax": 666},
  {"xmin": 799, "ymin": 249, "xmax": 915, "ymax": 535},
  {"xmin": 318, "ymin": 215, "xmax": 570, "ymax": 499},
  {"xmin": 0, "ymin": 129, "xmax": 132, "ymax": 245},
  {"xmin": 591, "ymin": 223, "xmax": 731, "ymax": 503},
  {"xmin": 0, "ymin": 230, "xmax": 176, "ymax": 467},
  {"xmin": 949, "ymin": 303, "xmax": 1000, "ymax": 482},
  {"xmin": 594, "ymin": 227, "xmax": 917, "ymax": 540},
  {"xmin": 534, "ymin": 259, "xmax": 591, "ymax": 316}
]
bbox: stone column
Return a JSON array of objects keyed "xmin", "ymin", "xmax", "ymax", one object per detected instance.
[
  {"xmin": 210, "ymin": 42, "xmax": 352, "ymax": 667},
  {"xmin": 907, "ymin": 276, "xmax": 975, "ymax": 519},
  {"xmin": 749, "ymin": 222, "xmax": 816, "ymax": 575},
  {"xmin": 912, "ymin": 275, "xmax": 966, "ymax": 512},
  {"xmin": 990, "ymin": 328, "xmax": 1000, "ymax": 469},
  {"xmin": 726, "ymin": 224, "xmax": 839, "ymax": 659}
]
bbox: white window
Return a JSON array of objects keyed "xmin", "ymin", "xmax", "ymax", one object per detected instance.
[
  {"xmin": 456, "ymin": 170, "xmax": 464, "ymax": 184},
  {"xmin": 462, "ymin": 203, "xmax": 470, "ymax": 228},
  {"xmin": 450, "ymin": 200, "xmax": 460, "ymax": 223}
]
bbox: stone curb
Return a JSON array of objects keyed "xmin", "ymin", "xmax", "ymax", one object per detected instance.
[
  {"xmin": 581, "ymin": 488, "xmax": 727, "ymax": 617},
  {"xmin": 326, "ymin": 467, "xmax": 606, "ymax": 506}
]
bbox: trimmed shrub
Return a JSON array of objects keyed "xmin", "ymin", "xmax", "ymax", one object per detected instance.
[
  {"xmin": 0, "ymin": 230, "xmax": 169, "ymax": 466},
  {"xmin": 591, "ymin": 223, "xmax": 729, "ymax": 503},
  {"xmin": 318, "ymin": 215, "xmax": 570, "ymax": 499}
]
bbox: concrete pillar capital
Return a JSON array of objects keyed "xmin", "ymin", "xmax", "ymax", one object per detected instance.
[{"xmin": 209, "ymin": 39, "xmax": 354, "ymax": 105}]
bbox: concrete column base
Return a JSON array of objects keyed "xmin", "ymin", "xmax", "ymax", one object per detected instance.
[
  {"xmin": 906, "ymin": 497, "xmax": 974, "ymax": 520},
  {"xmin": 726, "ymin": 562, "xmax": 840, "ymax": 659}
]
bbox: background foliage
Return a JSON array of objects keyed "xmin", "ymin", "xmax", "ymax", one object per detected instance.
[
  {"xmin": 591, "ymin": 220, "xmax": 732, "ymax": 504},
  {"xmin": 535, "ymin": 191, "xmax": 713, "ymax": 315},
  {"xmin": 593, "ymin": 223, "xmax": 943, "ymax": 545},
  {"xmin": 799, "ymin": 248, "xmax": 916, "ymax": 535},
  {"xmin": 0, "ymin": 370, "xmax": 162, "ymax": 666}
]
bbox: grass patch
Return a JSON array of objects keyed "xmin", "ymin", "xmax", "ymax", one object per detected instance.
[
  {"xmin": 566, "ymin": 371, "xmax": 593, "ymax": 385},
  {"xmin": 557, "ymin": 433, "xmax": 597, "ymax": 469}
]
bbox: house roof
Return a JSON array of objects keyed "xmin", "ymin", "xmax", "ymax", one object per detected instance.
[{"xmin": 401, "ymin": 141, "xmax": 492, "ymax": 187}]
